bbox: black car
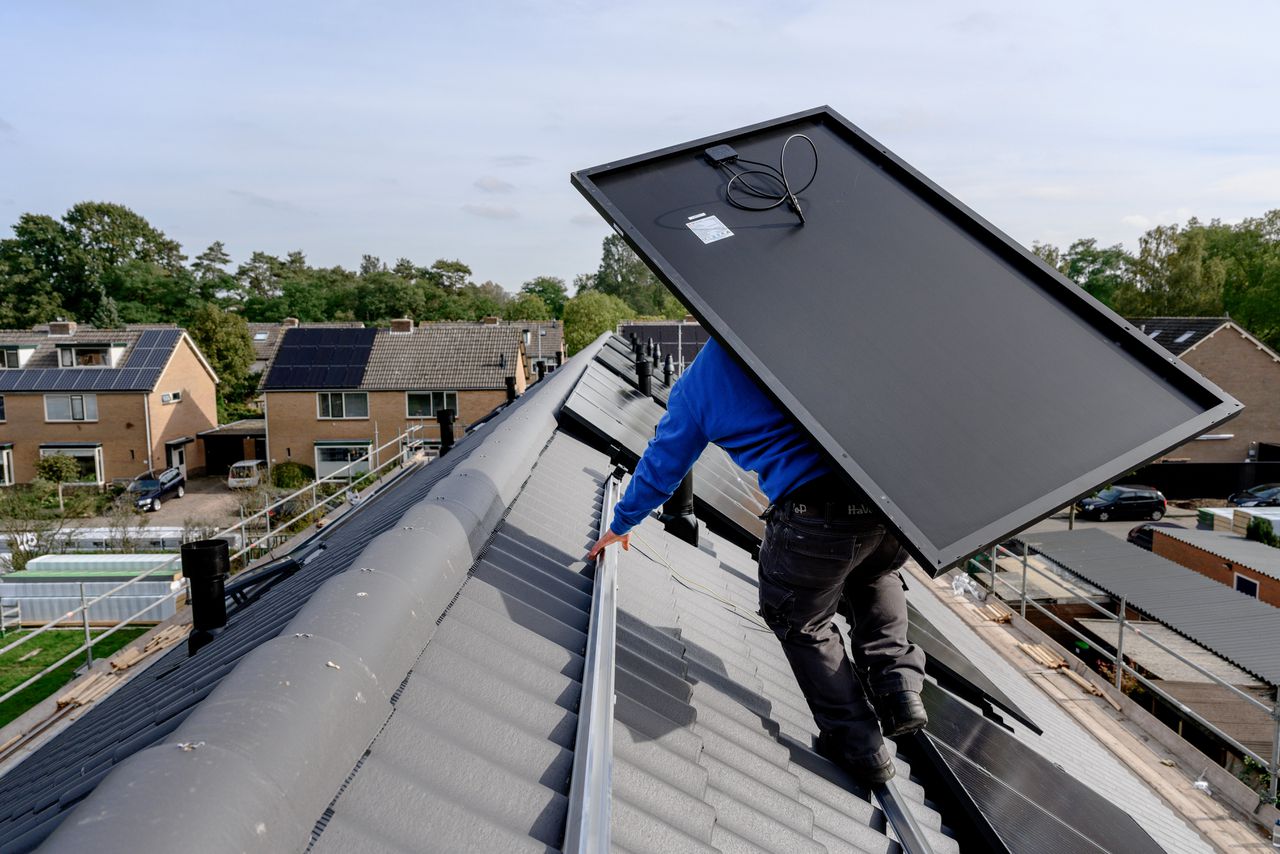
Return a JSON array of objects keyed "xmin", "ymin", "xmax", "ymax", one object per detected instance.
[
  {"xmin": 1227, "ymin": 483, "xmax": 1280, "ymax": 507},
  {"xmin": 1076, "ymin": 485, "xmax": 1166, "ymax": 521},
  {"xmin": 128, "ymin": 467, "xmax": 186, "ymax": 512},
  {"xmin": 1126, "ymin": 521, "xmax": 1186, "ymax": 551}
]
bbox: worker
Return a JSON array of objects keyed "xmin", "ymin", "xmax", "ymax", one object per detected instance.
[{"xmin": 588, "ymin": 337, "xmax": 927, "ymax": 785}]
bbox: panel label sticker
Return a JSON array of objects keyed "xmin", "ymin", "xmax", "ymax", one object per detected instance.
[{"xmin": 686, "ymin": 213, "xmax": 733, "ymax": 244}]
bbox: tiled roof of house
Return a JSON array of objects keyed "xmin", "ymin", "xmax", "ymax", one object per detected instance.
[
  {"xmin": 0, "ymin": 325, "xmax": 194, "ymax": 392},
  {"xmin": 1127, "ymin": 317, "xmax": 1230, "ymax": 356},
  {"xmin": 0, "ymin": 335, "xmax": 1208, "ymax": 854},
  {"xmin": 362, "ymin": 322, "xmax": 525, "ymax": 390}
]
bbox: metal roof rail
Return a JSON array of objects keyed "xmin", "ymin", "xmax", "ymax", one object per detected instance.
[
  {"xmin": 562, "ymin": 470, "xmax": 622, "ymax": 854},
  {"xmin": 875, "ymin": 773, "xmax": 937, "ymax": 854}
]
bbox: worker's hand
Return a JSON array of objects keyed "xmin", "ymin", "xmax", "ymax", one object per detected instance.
[{"xmin": 588, "ymin": 529, "xmax": 630, "ymax": 561}]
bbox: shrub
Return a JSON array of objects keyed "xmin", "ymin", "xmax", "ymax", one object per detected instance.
[
  {"xmin": 272, "ymin": 461, "xmax": 315, "ymax": 490},
  {"xmin": 1245, "ymin": 516, "xmax": 1280, "ymax": 548}
]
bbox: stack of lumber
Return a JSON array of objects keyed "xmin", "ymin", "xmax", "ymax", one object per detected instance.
[
  {"xmin": 1019, "ymin": 642, "xmax": 1123, "ymax": 710},
  {"xmin": 55, "ymin": 672, "xmax": 117, "ymax": 709},
  {"xmin": 976, "ymin": 601, "xmax": 1013, "ymax": 623},
  {"xmin": 110, "ymin": 624, "xmax": 188, "ymax": 671}
]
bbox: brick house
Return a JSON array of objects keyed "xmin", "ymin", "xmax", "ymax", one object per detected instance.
[
  {"xmin": 260, "ymin": 319, "xmax": 529, "ymax": 477},
  {"xmin": 1130, "ymin": 318, "xmax": 1280, "ymax": 462},
  {"xmin": 1152, "ymin": 527, "xmax": 1280, "ymax": 607},
  {"xmin": 0, "ymin": 321, "xmax": 219, "ymax": 485}
]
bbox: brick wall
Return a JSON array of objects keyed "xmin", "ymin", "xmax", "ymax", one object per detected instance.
[
  {"xmin": 148, "ymin": 337, "xmax": 218, "ymax": 475},
  {"xmin": 1151, "ymin": 531, "xmax": 1280, "ymax": 607},
  {"xmin": 1, "ymin": 392, "xmax": 149, "ymax": 483},
  {"xmin": 1164, "ymin": 326, "xmax": 1280, "ymax": 462},
  {"xmin": 265, "ymin": 388, "xmax": 506, "ymax": 470}
]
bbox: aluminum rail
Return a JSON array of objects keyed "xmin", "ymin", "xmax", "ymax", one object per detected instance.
[
  {"xmin": 874, "ymin": 775, "xmax": 936, "ymax": 854},
  {"xmin": 563, "ymin": 474, "xmax": 621, "ymax": 854}
]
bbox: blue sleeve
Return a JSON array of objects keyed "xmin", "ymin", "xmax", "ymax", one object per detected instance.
[{"xmin": 609, "ymin": 368, "xmax": 710, "ymax": 536}]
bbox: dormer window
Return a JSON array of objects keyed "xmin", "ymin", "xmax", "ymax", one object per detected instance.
[
  {"xmin": 57, "ymin": 345, "xmax": 119, "ymax": 368},
  {"xmin": 1, "ymin": 349, "xmax": 18, "ymax": 369}
]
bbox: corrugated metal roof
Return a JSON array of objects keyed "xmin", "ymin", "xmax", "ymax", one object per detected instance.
[
  {"xmin": 1018, "ymin": 528, "xmax": 1280, "ymax": 686},
  {"xmin": 1155, "ymin": 527, "xmax": 1280, "ymax": 582}
]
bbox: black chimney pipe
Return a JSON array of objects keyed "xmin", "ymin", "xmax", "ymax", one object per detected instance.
[
  {"xmin": 636, "ymin": 354, "xmax": 652, "ymax": 396},
  {"xmin": 505, "ymin": 375, "xmax": 517, "ymax": 402},
  {"xmin": 646, "ymin": 337, "xmax": 654, "ymax": 356},
  {"xmin": 661, "ymin": 472, "xmax": 699, "ymax": 546},
  {"xmin": 437, "ymin": 408, "xmax": 455, "ymax": 455},
  {"xmin": 652, "ymin": 343, "xmax": 660, "ymax": 369},
  {"xmin": 181, "ymin": 539, "xmax": 230, "ymax": 654},
  {"xmin": 537, "ymin": 361, "xmax": 546, "ymax": 381},
  {"xmin": 663, "ymin": 354, "xmax": 673, "ymax": 386}
]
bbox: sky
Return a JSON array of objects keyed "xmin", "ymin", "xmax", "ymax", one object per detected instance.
[{"xmin": 1, "ymin": 1, "xmax": 1278, "ymax": 292}]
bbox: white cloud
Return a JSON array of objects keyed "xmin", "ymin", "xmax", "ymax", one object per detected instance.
[
  {"xmin": 462, "ymin": 203, "xmax": 519, "ymax": 220},
  {"xmin": 474, "ymin": 176, "xmax": 515, "ymax": 194}
]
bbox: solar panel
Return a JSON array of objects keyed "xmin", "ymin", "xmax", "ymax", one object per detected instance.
[
  {"xmin": 563, "ymin": 360, "xmax": 767, "ymax": 544},
  {"xmin": 915, "ymin": 684, "xmax": 1164, "ymax": 853},
  {"xmin": 264, "ymin": 328, "xmax": 376, "ymax": 390},
  {"xmin": 572, "ymin": 107, "xmax": 1240, "ymax": 573}
]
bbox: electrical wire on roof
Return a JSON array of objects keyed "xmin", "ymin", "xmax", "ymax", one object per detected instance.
[{"xmin": 708, "ymin": 134, "xmax": 819, "ymax": 225}]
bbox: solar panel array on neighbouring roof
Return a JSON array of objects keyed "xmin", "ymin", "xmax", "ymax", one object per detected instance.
[
  {"xmin": 572, "ymin": 107, "xmax": 1241, "ymax": 574},
  {"xmin": 0, "ymin": 328, "xmax": 180, "ymax": 392},
  {"xmin": 618, "ymin": 321, "xmax": 710, "ymax": 367},
  {"xmin": 262, "ymin": 327, "xmax": 377, "ymax": 390}
]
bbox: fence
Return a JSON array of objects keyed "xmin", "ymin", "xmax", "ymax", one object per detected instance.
[
  {"xmin": 1119, "ymin": 462, "xmax": 1280, "ymax": 500},
  {"xmin": 0, "ymin": 425, "xmax": 426, "ymax": 712},
  {"xmin": 966, "ymin": 543, "xmax": 1280, "ymax": 802}
]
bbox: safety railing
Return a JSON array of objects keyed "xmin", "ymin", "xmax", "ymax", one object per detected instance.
[
  {"xmin": 966, "ymin": 541, "xmax": 1280, "ymax": 801},
  {"xmin": 0, "ymin": 425, "xmax": 426, "ymax": 711},
  {"xmin": 563, "ymin": 473, "xmax": 621, "ymax": 854}
]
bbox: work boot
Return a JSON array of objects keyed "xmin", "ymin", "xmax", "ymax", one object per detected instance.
[
  {"xmin": 814, "ymin": 731, "xmax": 896, "ymax": 786},
  {"xmin": 875, "ymin": 690, "xmax": 928, "ymax": 737}
]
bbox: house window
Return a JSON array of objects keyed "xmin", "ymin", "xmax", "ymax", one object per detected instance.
[
  {"xmin": 1, "ymin": 349, "xmax": 17, "ymax": 369},
  {"xmin": 316, "ymin": 392, "xmax": 368, "ymax": 419},
  {"xmin": 314, "ymin": 443, "xmax": 372, "ymax": 479},
  {"xmin": 406, "ymin": 391, "xmax": 458, "ymax": 418},
  {"xmin": 253, "ymin": 332, "xmax": 269, "ymax": 341},
  {"xmin": 39, "ymin": 446, "xmax": 103, "ymax": 484},
  {"xmin": 59, "ymin": 346, "xmax": 111, "ymax": 367},
  {"xmin": 0, "ymin": 395, "xmax": 5, "ymax": 422},
  {"xmin": 45, "ymin": 393, "xmax": 99, "ymax": 422},
  {"xmin": 0, "ymin": 448, "xmax": 12, "ymax": 486},
  {"xmin": 1235, "ymin": 574, "xmax": 1259, "ymax": 598}
]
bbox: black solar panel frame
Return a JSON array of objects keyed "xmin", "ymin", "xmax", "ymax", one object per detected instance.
[{"xmin": 571, "ymin": 107, "xmax": 1241, "ymax": 574}]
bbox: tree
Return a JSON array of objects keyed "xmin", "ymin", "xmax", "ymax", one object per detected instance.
[
  {"xmin": 192, "ymin": 241, "xmax": 236, "ymax": 303},
  {"xmin": 187, "ymin": 302, "xmax": 255, "ymax": 403},
  {"xmin": 520, "ymin": 276, "xmax": 568, "ymax": 318},
  {"xmin": 1113, "ymin": 223, "xmax": 1225, "ymax": 316},
  {"xmin": 591, "ymin": 234, "xmax": 683, "ymax": 316},
  {"xmin": 35, "ymin": 455, "xmax": 82, "ymax": 513},
  {"xmin": 428, "ymin": 259, "xmax": 473, "ymax": 292},
  {"xmin": 563, "ymin": 291, "xmax": 633, "ymax": 354},
  {"xmin": 503, "ymin": 293, "xmax": 553, "ymax": 321}
]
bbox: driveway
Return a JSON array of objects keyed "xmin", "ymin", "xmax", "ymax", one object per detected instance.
[{"xmin": 76, "ymin": 476, "xmax": 242, "ymax": 531}]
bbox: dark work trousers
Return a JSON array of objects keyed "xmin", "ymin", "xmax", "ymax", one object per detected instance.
[{"xmin": 757, "ymin": 504, "xmax": 926, "ymax": 761}]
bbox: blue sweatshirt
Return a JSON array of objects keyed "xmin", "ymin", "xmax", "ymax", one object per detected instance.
[{"xmin": 610, "ymin": 338, "xmax": 833, "ymax": 536}]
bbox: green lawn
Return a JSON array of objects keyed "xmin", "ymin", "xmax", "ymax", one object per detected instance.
[{"xmin": 0, "ymin": 627, "xmax": 149, "ymax": 727}]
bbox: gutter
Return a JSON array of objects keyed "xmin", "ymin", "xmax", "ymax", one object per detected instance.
[{"xmin": 39, "ymin": 333, "xmax": 612, "ymax": 854}]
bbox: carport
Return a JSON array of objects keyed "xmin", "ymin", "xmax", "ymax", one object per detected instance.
[{"xmin": 198, "ymin": 419, "xmax": 267, "ymax": 476}]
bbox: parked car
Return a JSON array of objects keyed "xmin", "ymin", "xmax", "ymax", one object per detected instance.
[
  {"xmin": 1076, "ymin": 485, "xmax": 1167, "ymax": 521},
  {"xmin": 1227, "ymin": 483, "xmax": 1280, "ymax": 507},
  {"xmin": 227, "ymin": 459, "xmax": 269, "ymax": 489},
  {"xmin": 1126, "ymin": 521, "xmax": 1186, "ymax": 551},
  {"xmin": 128, "ymin": 467, "xmax": 186, "ymax": 512}
]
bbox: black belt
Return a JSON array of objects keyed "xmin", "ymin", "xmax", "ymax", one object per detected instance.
[
  {"xmin": 779, "ymin": 473, "xmax": 874, "ymax": 520},
  {"xmin": 783, "ymin": 498, "xmax": 875, "ymax": 520}
]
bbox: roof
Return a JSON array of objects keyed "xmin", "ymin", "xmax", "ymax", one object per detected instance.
[
  {"xmin": 1018, "ymin": 527, "xmax": 1280, "ymax": 685},
  {"xmin": 1155, "ymin": 527, "xmax": 1280, "ymax": 582},
  {"xmin": 261, "ymin": 322, "xmax": 528, "ymax": 392},
  {"xmin": 0, "ymin": 327, "xmax": 195, "ymax": 393},
  {"xmin": 1127, "ymin": 318, "xmax": 1230, "ymax": 356},
  {"xmin": 362, "ymin": 322, "xmax": 525, "ymax": 390},
  {"xmin": 197, "ymin": 418, "xmax": 266, "ymax": 438},
  {"xmin": 0, "ymin": 335, "xmax": 1196, "ymax": 853},
  {"xmin": 618, "ymin": 319, "xmax": 709, "ymax": 367}
]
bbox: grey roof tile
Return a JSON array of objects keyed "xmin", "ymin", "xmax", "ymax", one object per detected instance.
[
  {"xmin": 362, "ymin": 322, "xmax": 525, "ymax": 390},
  {"xmin": 611, "ymin": 794, "xmax": 718, "ymax": 854}
]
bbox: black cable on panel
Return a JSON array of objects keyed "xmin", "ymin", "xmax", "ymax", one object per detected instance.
[{"xmin": 707, "ymin": 134, "xmax": 818, "ymax": 225}]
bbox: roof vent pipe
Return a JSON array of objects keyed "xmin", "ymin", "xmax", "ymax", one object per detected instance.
[
  {"xmin": 537, "ymin": 361, "xmax": 547, "ymax": 381},
  {"xmin": 646, "ymin": 337, "xmax": 654, "ymax": 356},
  {"xmin": 636, "ymin": 354, "xmax": 652, "ymax": 397},
  {"xmin": 437, "ymin": 408, "xmax": 455, "ymax": 455},
  {"xmin": 630, "ymin": 333, "xmax": 640, "ymax": 355},
  {"xmin": 663, "ymin": 354, "xmax": 673, "ymax": 386},
  {"xmin": 652, "ymin": 343, "xmax": 661, "ymax": 368},
  {"xmin": 661, "ymin": 472, "xmax": 699, "ymax": 546},
  {"xmin": 555, "ymin": 350, "xmax": 563, "ymax": 366},
  {"xmin": 505, "ymin": 375, "xmax": 517, "ymax": 402},
  {"xmin": 498, "ymin": 352, "xmax": 506, "ymax": 369},
  {"xmin": 181, "ymin": 539, "xmax": 230, "ymax": 655}
]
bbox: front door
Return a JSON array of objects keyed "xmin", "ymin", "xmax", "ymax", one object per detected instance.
[{"xmin": 168, "ymin": 445, "xmax": 187, "ymax": 479}]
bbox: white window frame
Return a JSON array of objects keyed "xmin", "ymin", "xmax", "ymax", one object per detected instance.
[
  {"xmin": 58, "ymin": 346, "xmax": 112, "ymax": 368},
  {"xmin": 1, "ymin": 349, "xmax": 18, "ymax": 369},
  {"xmin": 316, "ymin": 392, "xmax": 369, "ymax": 420},
  {"xmin": 314, "ymin": 443, "xmax": 373, "ymax": 479},
  {"xmin": 405, "ymin": 390, "xmax": 458, "ymax": 419},
  {"xmin": 0, "ymin": 448, "xmax": 13, "ymax": 486},
  {"xmin": 1234, "ymin": 573, "xmax": 1259, "ymax": 598},
  {"xmin": 39, "ymin": 446, "xmax": 104, "ymax": 485},
  {"xmin": 44, "ymin": 393, "xmax": 99, "ymax": 422}
]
